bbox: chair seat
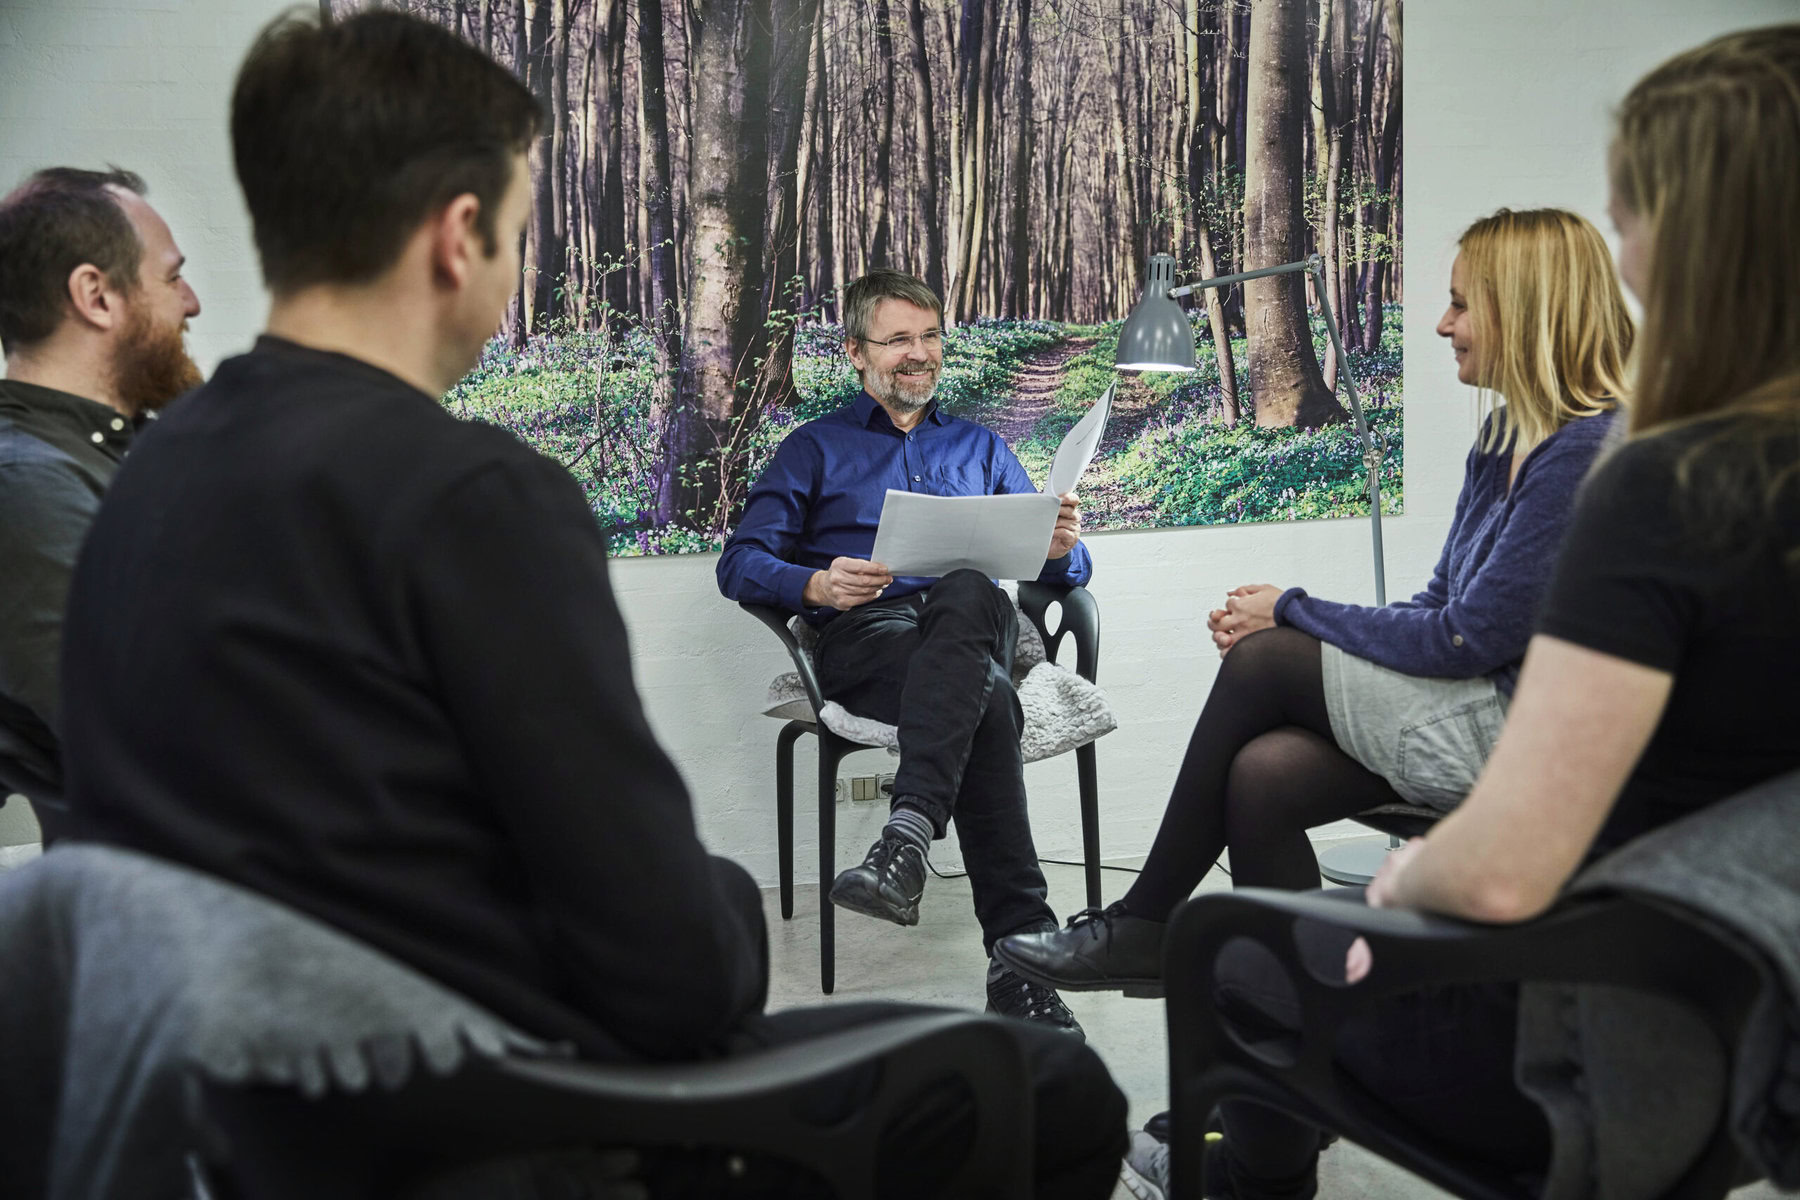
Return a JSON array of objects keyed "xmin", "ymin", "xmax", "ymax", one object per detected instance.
[{"xmin": 763, "ymin": 660, "xmax": 1116, "ymax": 762}]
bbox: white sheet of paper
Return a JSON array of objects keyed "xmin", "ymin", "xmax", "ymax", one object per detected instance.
[
  {"xmin": 870, "ymin": 490, "xmax": 1062, "ymax": 580},
  {"xmin": 868, "ymin": 386, "xmax": 1113, "ymax": 579},
  {"xmin": 1047, "ymin": 381, "xmax": 1114, "ymax": 496}
]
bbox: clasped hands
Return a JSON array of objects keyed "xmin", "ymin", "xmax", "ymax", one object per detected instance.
[
  {"xmin": 1206, "ymin": 582, "xmax": 1283, "ymax": 656},
  {"xmin": 802, "ymin": 493, "xmax": 1082, "ymax": 611}
]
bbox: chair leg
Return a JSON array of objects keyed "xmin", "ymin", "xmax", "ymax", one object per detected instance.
[
  {"xmin": 1077, "ymin": 741, "xmax": 1101, "ymax": 909},
  {"xmin": 775, "ymin": 723, "xmax": 804, "ymax": 921},
  {"xmin": 818, "ymin": 741, "xmax": 839, "ymax": 995}
]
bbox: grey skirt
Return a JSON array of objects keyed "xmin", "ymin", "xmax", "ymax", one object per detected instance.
[{"xmin": 1320, "ymin": 642, "xmax": 1509, "ymax": 812}]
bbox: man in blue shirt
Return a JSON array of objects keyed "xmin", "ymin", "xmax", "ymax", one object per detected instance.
[{"xmin": 718, "ymin": 270, "xmax": 1091, "ymax": 1037}]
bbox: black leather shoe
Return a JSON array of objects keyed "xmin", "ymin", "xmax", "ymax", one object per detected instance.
[
  {"xmin": 828, "ymin": 832, "xmax": 926, "ymax": 926},
  {"xmin": 985, "ymin": 964, "xmax": 1085, "ymax": 1040},
  {"xmin": 991, "ymin": 901, "xmax": 1167, "ymax": 997}
]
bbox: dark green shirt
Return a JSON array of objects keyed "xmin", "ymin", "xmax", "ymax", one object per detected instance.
[{"xmin": 0, "ymin": 378, "xmax": 135, "ymax": 815}]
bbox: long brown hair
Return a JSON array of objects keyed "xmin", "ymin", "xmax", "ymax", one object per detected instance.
[
  {"xmin": 1457, "ymin": 208, "xmax": 1634, "ymax": 453},
  {"xmin": 1612, "ymin": 25, "xmax": 1800, "ymax": 435}
]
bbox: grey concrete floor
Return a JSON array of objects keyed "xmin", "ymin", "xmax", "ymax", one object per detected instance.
[{"xmin": 760, "ymin": 854, "xmax": 1787, "ymax": 1200}]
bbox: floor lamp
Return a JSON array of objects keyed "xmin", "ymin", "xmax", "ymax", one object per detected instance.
[{"xmin": 1117, "ymin": 253, "xmax": 1396, "ymax": 885}]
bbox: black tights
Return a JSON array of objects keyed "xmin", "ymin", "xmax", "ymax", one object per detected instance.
[{"xmin": 1120, "ymin": 627, "xmax": 1404, "ymax": 919}]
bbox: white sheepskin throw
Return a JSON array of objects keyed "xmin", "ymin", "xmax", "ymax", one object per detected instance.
[{"xmin": 761, "ymin": 603, "xmax": 1115, "ymax": 763}]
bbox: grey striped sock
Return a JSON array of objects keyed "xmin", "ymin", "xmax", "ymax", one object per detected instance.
[{"xmin": 884, "ymin": 802, "xmax": 935, "ymax": 854}]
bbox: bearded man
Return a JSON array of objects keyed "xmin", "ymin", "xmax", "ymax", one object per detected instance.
[
  {"xmin": 0, "ymin": 167, "xmax": 202, "ymax": 839},
  {"xmin": 718, "ymin": 269, "xmax": 1091, "ymax": 1036}
]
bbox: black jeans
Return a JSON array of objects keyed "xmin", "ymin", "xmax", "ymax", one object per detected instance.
[
  {"xmin": 813, "ymin": 570, "xmax": 1056, "ymax": 950},
  {"xmin": 1208, "ymin": 896, "xmax": 1551, "ymax": 1199}
]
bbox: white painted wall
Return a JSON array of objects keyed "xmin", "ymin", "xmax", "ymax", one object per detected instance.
[{"xmin": 2, "ymin": 0, "xmax": 1790, "ymax": 873}]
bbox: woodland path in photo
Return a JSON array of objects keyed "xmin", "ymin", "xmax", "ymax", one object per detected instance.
[{"xmin": 992, "ymin": 337, "xmax": 1159, "ymax": 528}]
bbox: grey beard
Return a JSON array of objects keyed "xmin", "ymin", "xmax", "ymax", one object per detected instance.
[{"xmin": 872, "ymin": 368, "xmax": 936, "ymax": 412}]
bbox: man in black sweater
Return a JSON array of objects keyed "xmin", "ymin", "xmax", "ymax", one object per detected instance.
[{"xmin": 59, "ymin": 11, "xmax": 1123, "ymax": 1196}]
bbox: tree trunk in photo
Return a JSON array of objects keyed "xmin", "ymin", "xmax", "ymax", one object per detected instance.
[
  {"xmin": 680, "ymin": 0, "xmax": 775, "ymax": 531},
  {"xmin": 905, "ymin": 0, "xmax": 945, "ymax": 297},
  {"xmin": 761, "ymin": 0, "xmax": 822, "ymax": 405},
  {"xmin": 1359, "ymin": 0, "xmax": 1400, "ymax": 351},
  {"xmin": 1243, "ymin": 0, "xmax": 1344, "ymax": 428},
  {"xmin": 639, "ymin": 0, "xmax": 685, "ymax": 524},
  {"xmin": 1311, "ymin": 0, "xmax": 1350, "ymax": 389},
  {"xmin": 1003, "ymin": 0, "xmax": 1033, "ymax": 315},
  {"xmin": 1102, "ymin": 0, "xmax": 1144, "ymax": 302},
  {"xmin": 507, "ymin": 0, "xmax": 531, "ymax": 348},
  {"xmin": 865, "ymin": 0, "xmax": 897, "ymax": 265},
  {"xmin": 1209, "ymin": 0, "xmax": 1247, "ymax": 332},
  {"xmin": 521, "ymin": 0, "xmax": 568, "ymax": 334},
  {"xmin": 599, "ymin": 0, "xmax": 629, "ymax": 316},
  {"xmin": 949, "ymin": 0, "xmax": 998, "ymax": 321},
  {"xmin": 1183, "ymin": 0, "xmax": 1237, "ymax": 422},
  {"xmin": 811, "ymin": 15, "xmax": 838, "ymax": 318}
]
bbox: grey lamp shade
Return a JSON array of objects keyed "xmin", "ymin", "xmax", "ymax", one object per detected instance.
[{"xmin": 1115, "ymin": 254, "xmax": 1196, "ymax": 372}]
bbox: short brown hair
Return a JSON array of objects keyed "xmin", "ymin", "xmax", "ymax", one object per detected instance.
[
  {"xmin": 0, "ymin": 167, "xmax": 145, "ymax": 353},
  {"xmin": 843, "ymin": 270, "xmax": 943, "ymax": 343},
  {"xmin": 230, "ymin": 10, "xmax": 541, "ymax": 294}
]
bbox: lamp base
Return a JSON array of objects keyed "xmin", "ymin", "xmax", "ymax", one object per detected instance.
[{"xmin": 1317, "ymin": 835, "xmax": 1398, "ymax": 886}]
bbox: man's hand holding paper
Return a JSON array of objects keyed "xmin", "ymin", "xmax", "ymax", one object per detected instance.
[
  {"xmin": 1049, "ymin": 492, "xmax": 1082, "ymax": 559},
  {"xmin": 803, "ymin": 556, "xmax": 895, "ymax": 611}
]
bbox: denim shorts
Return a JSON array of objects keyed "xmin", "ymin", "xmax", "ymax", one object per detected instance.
[{"xmin": 1320, "ymin": 642, "xmax": 1509, "ymax": 812}]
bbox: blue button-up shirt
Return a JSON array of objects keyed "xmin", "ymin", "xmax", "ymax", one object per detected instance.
[{"xmin": 717, "ymin": 391, "xmax": 1093, "ymax": 622}]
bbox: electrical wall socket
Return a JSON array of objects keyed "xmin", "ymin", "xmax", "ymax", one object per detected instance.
[{"xmin": 838, "ymin": 774, "xmax": 899, "ymax": 804}]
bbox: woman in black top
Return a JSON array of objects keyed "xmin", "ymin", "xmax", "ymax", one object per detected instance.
[{"xmin": 1163, "ymin": 24, "xmax": 1800, "ymax": 1200}]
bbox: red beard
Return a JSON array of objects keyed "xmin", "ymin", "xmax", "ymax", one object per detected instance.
[{"xmin": 115, "ymin": 305, "xmax": 203, "ymax": 417}]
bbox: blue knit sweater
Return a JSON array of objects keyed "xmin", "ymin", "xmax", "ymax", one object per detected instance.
[{"xmin": 1273, "ymin": 407, "xmax": 1619, "ymax": 695}]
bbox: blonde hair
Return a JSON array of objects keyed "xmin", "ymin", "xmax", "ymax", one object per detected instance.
[
  {"xmin": 1456, "ymin": 208, "xmax": 1634, "ymax": 453},
  {"xmin": 1611, "ymin": 24, "xmax": 1800, "ymax": 436}
]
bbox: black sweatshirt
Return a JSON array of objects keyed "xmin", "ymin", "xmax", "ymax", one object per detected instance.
[
  {"xmin": 61, "ymin": 337, "xmax": 764, "ymax": 1061},
  {"xmin": 1538, "ymin": 419, "xmax": 1800, "ymax": 851}
]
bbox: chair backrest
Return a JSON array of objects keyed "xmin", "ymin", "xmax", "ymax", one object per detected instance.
[
  {"xmin": 198, "ymin": 1010, "xmax": 1036, "ymax": 1200},
  {"xmin": 1162, "ymin": 887, "xmax": 1766, "ymax": 1200},
  {"xmin": 0, "ymin": 844, "xmax": 1034, "ymax": 1199},
  {"xmin": 0, "ymin": 844, "xmax": 544, "ymax": 1200}
]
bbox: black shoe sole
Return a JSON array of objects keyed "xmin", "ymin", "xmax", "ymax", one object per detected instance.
[
  {"xmin": 989, "ymin": 942, "xmax": 1166, "ymax": 998},
  {"xmin": 828, "ymin": 872, "xmax": 920, "ymax": 927}
]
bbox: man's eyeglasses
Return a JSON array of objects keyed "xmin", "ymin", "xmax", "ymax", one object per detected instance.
[{"xmin": 859, "ymin": 330, "xmax": 945, "ymax": 353}]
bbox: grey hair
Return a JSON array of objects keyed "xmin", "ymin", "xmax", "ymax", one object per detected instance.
[{"xmin": 842, "ymin": 269, "xmax": 943, "ymax": 342}]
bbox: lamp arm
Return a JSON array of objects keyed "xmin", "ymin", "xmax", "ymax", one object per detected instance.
[
  {"xmin": 1167, "ymin": 257, "xmax": 1315, "ymax": 295},
  {"xmin": 1141, "ymin": 251, "xmax": 1390, "ymax": 606}
]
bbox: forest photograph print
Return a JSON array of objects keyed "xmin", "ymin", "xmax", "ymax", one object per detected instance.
[{"xmin": 324, "ymin": 0, "xmax": 1403, "ymax": 556}]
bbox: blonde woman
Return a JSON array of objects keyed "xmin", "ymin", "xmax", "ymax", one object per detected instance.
[
  {"xmin": 1130, "ymin": 25, "xmax": 1800, "ymax": 1200},
  {"xmin": 997, "ymin": 209, "xmax": 1634, "ymax": 997}
]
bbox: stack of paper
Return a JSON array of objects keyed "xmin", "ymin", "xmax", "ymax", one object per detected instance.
[{"xmin": 870, "ymin": 383, "xmax": 1113, "ymax": 579}]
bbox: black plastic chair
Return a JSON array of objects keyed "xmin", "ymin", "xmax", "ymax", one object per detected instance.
[
  {"xmin": 741, "ymin": 580, "xmax": 1103, "ymax": 993},
  {"xmin": 1161, "ymin": 887, "xmax": 1765, "ymax": 1200},
  {"xmin": 193, "ymin": 1009, "xmax": 1034, "ymax": 1200}
]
